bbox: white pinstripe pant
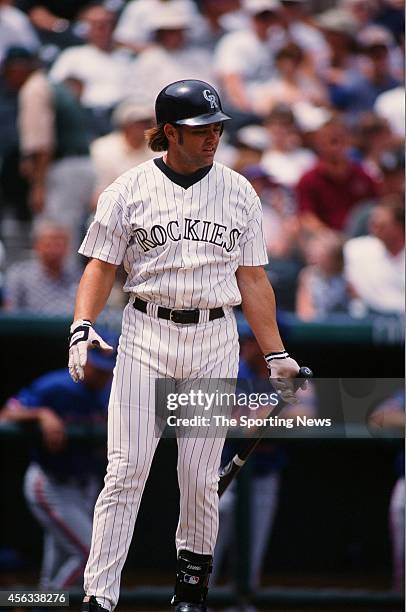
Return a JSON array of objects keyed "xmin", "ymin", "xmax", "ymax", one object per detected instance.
[{"xmin": 84, "ymin": 300, "xmax": 239, "ymax": 610}]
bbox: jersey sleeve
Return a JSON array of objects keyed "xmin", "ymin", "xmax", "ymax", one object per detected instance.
[
  {"xmin": 239, "ymin": 191, "xmax": 268, "ymax": 266},
  {"xmin": 79, "ymin": 187, "xmax": 132, "ymax": 265},
  {"xmin": 15, "ymin": 376, "xmax": 50, "ymax": 408}
]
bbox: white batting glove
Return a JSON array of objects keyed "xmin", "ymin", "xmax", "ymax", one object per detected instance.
[
  {"xmin": 264, "ymin": 351, "xmax": 306, "ymax": 404},
  {"xmin": 68, "ymin": 319, "xmax": 113, "ymax": 383}
]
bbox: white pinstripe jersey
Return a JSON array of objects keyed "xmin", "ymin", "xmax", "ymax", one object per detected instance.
[{"xmin": 79, "ymin": 158, "xmax": 268, "ymax": 309}]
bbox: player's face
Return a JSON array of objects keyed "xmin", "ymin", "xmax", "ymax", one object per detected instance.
[{"xmin": 171, "ymin": 122, "xmax": 223, "ymax": 171}]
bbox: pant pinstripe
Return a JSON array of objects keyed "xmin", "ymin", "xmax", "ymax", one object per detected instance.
[{"xmin": 84, "ymin": 300, "xmax": 239, "ymax": 610}]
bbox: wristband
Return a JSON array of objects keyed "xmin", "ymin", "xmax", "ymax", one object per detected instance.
[{"xmin": 264, "ymin": 351, "xmax": 289, "ymax": 368}]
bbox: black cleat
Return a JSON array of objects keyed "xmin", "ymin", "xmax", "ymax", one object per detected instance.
[
  {"xmin": 172, "ymin": 604, "xmax": 206, "ymax": 612},
  {"xmin": 82, "ymin": 595, "xmax": 109, "ymax": 612}
]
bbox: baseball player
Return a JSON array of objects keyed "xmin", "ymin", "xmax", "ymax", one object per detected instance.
[
  {"xmin": 0, "ymin": 335, "xmax": 117, "ymax": 590},
  {"xmin": 68, "ymin": 79, "xmax": 304, "ymax": 612}
]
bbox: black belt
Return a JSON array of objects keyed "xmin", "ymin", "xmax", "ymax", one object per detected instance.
[{"xmin": 133, "ymin": 297, "xmax": 224, "ymax": 324}]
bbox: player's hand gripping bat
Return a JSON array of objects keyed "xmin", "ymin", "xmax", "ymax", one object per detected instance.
[{"xmin": 218, "ymin": 366, "xmax": 313, "ymax": 497}]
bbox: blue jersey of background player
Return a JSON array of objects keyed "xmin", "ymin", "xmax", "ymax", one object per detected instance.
[
  {"xmin": 0, "ymin": 330, "xmax": 118, "ymax": 590},
  {"xmin": 13, "ymin": 359, "xmax": 112, "ymax": 481}
]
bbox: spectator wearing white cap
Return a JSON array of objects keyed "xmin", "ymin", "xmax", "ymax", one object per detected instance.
[
  {"xmin": 124, "ymin": 4, "xmax": 215, "ymax": 101},
  {"xmin": 90, "ymin": 99, "xmax": 155, "ymax": 203},
  {"xmin": 213, "ymin": 0, "xmax": 283, "ymax": 116},
  {"xmin": 113, "ymin": 0, "xmax": 198, "ymax": 53}
]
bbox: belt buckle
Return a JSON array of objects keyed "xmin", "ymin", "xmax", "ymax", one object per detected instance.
[{"xmin": 169, "ymin": 309, "xmax": 182, "ymax": 323}]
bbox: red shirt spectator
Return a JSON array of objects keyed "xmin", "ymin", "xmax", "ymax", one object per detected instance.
[
  {"xmin": 297, "ymin": 160, "xmax": 378, "ymax": 230},
  {"xmin": 296, "ymin": 117, "xmax": 378, "ymax": 231}
]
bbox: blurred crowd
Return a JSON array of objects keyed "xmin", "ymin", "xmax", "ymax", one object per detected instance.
[{"xmin": 0, "ymin": 0, "xmax": 404, "ymax": 321}]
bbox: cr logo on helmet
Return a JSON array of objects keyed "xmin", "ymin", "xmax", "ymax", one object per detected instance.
[{"xmin": 203, "ymin": 89, "xmax": 218, "ymax": 109}]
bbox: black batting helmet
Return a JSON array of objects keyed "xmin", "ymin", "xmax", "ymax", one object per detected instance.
[{"xmin": 155, "ymin": 79, "xmax": 231, "ymax": 127}]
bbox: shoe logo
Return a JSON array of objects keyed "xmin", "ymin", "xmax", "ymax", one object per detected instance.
[
  {"xmin": 184, "ymin": 573, "xmax": 200, "ymax": 585},
  {"xmin": 186, "ymin": 564, "xmax": 201, "ymax": 570}
]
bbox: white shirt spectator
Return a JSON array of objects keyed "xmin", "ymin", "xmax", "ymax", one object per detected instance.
[
  {"xmin": 91, "ymin": 132, "xmax": 155, "ymax": 194},
  {"xmin": 114, "ymin": 0, "xmax": 198, "ymax": 48},
  {"xmin": 285, "ymin": 21, "xmax": 329, "ymax": 71},
  {"xmin": 374, "ymin": 86, "xmax": 405, "ymax": 139},
  {"xmin": 213, "ymin": 27, "xmax": 282, "ymax": 94},
  {"xmin": 4, "ymin": 259, "xmax": 80, "ymax": 315},
  {"xmin": 49, "ymin": 45, "xmax": 131, "ymax": 108},
  {"xmin": 344, "ymin": 235, "xmax": 405, "ymax": 314},
  {"xmin": 0, "ymin": 3, "xmax": 40, "ymax": 65},
  {"xmin": 261, "ymin": 148, "xmax": 316, "ymax": 187},
  {"xmin": 126, "ymin": 45, "xmax": 215, "ymax": 102}
]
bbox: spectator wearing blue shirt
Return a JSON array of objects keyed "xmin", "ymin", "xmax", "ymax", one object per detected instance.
[
  {"xmin": 0, "ymin": 331, "xmax": 118, "ymax": 590},
  {"xmin": 329, "ymin": 26, "xmax": 401, "ymax": 118}
]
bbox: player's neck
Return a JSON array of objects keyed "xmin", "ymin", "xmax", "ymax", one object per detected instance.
[{"xmin": 164, "ymin": 152, "xmax": 204, "ymax": 176}]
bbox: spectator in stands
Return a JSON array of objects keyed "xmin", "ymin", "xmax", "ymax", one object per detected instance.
[
  {"xmin": 0, "ymin": 333, "xmax": 118, "ymax": 589},
  {"xmin": 188, "ymin": 0, "xmax": 245, "ymax": 52},
  {"xmin": 277, "ymin": 0, "xmax": 329, "ymax": 71},
  {"xmin": 49, "ymin": 4, "xmax": 131, "ymax": 134},
  {"xmin": 0, "ymin": 47, "xmax": 31, "ymax": 226},
  {"xmin": 114, "ymin": 0, "xmax": 199, "ymax": 53},
  {"xmin": 339, "ymin": 0, "xmax": 379, "ymax": 29},
  {"xmin": 91, "ymin": 98, "xmax": 155, "ymax": 203},
  {"xmin": 3, "ymin": 221, "xmax": 80, "ymax": 314},
  {"xmin": 242, "ymin": 164, "xmax": 303, "ymax": 311},
  {"xmin": 0, "ymin": 0, "xmax": 40, "ymax": 64},
  {"xmin": 261, "ymin": 104, "xmax": 316, "ymax": 188},
  {"xmin": 374, "ymin": 0, "xmax": 405, "ymax": 45},
  {"xmin": 213, "ymin": 0, "xmax": 281, "ymax": 119},
  {"xmin": 315, "ymin": 8, "xmax": 360, "ymax": 109},
  {"xmin": 230, "ymin": 124, "xmax": 270, "ymax": 173},
  {"xmin": 252, "ymin": 42, "xmax": 328, "ymax": 119},
  {"xmin": 16, "ymin": 48, "xmax": 95, "ymax": 245},
  {"xmin": 379, "ymin": 147, "xmax": 405, "ymax": 197},
  {"xmin": 14, "ymin": 0, "xmax": 96, "ymax": 59},
  {"xmin": 374, "ymin": 84, "xmax": 405, "ymax": 140},
  {"xmin": 354, "ymin": 112, "xmax": 395, "ymax": 182},
  {"xmin": 329, "ymin": 25, "xmax": 401, "ymax": 117},
  {"xmin": 125, "ymin": 5, "xmax": 214, "ymax": 102},
  {"xmin": 296, "ymin": 117, "xmax": 378, "ymax": 233},
  {"xmin": 344, "ymin": 196, "xmax": 405, "ymax": 314},
  {"xmin": 242, "ymin": 164, "xmax": 299, "ymax": 258},
  {"xmin": 296, "ymin": 232, "xmax": 351, "ymax": 321},
  {"xmin": 345, "ymin": 146, "xmax": 405, "ymax": 238}
]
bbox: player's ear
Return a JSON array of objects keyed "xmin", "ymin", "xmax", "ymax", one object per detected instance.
[{"xmin": 164, "ymin": 123, "xmax": 178, "ymax": 145}]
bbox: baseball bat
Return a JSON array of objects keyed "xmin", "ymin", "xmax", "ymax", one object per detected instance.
[{"xmin": 218, "ymin": 366, "xmax": 313, "ymax": 497}]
